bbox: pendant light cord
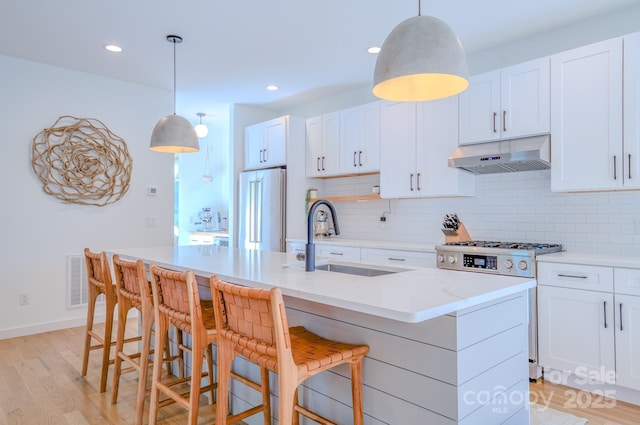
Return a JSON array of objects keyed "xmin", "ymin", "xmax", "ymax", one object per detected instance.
[
  {"xmin": 172, "ymin": 39, "xmax": 177, "ymax": 115},
  {"xmin": 418, "ymin": 0, "xmax": 422, "ymax": 16}
]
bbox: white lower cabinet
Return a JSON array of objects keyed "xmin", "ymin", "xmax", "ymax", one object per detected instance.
[
  {"xmin": 360, "ymin": 247, "xmax": 435, "ymax": 268},
  {"xmin": 538, "ymin": 262, "xmax": 640, "ymax": 391},
  {"xmin": 315, "ymin": 244, "xmax": 361, "ymax": 261},
  {"xmin": 538, "ymin": 285, "xmax": 615, "ymax": 379},
  {"xmin": 614, "ymin": 268, "xmax": 640, "ymax": 391}
]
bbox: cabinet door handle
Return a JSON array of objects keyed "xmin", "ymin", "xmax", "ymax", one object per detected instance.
[
  {"xmin": 493, "ymin": 112, "xmax": 497, "ymax": 133},
  {"xmin": 322, "ymin": 156, "xmax": 326, "ymax": 171},
  {"xmin": 358, "ymin": 150, "xmax": 363, "ymax": 166},
  {"xmin": 629, "ymin": 154, "xmax": 632, "ymax": 179},
  {"xmin": 353, "ymin": 151, "xmax": 357, "ymax": 167},
  {"xmin": 317, "ymin": 157, "xmax": 321, "ymax": 172},
  {"xmin": 620, "ymin": 303, "xmax": 624, "ymax": 331},
  {"xmin": 503, "ymin": 110, "xmax": 507, "ymax": 132},
  {"xmin": 263, "ymin": 147, "xmax": 268, "ymax": 163},
  {"xmin": 613, "ymin": 156, "xmax": 617, "ymax": 180},
  {"xmin": 603, "ymin": 301, "xmax": 608, "ymax": 329},
  {"xmin": 417, "ymin": 173, "xmax": 422, "ymax": 191},
  {"xmin": 388, "ymin": 257, "xmax": 406, "ymax": 262},
  {"xmin": 329, "ymin": 251, "xmax": 344, "ymax": 256},
  {"xmin": 410, "ymin": 173, "xmax": 414, "ymax": 191}
]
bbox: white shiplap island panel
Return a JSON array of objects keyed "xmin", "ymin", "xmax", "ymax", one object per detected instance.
[{"xmin": 110, "ymin": 245, "xmax": 534, "ymax": 424}]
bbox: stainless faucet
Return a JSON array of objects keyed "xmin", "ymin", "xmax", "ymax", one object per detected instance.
[{"xmin": 305, "ymin": 199, "xmax": 340, "ymax": 271}]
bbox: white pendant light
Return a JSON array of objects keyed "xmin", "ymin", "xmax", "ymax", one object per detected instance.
[
  {"xmin": 373, "ymin": 1, "xmax": 469, "ymax": 102},
  {"xmin": 150, "ymin": 35, "xmax": 199, "ymax": 153},
  {"xmin": 194, "ymin": 112, "xmax": 209, "ymax": 138}
]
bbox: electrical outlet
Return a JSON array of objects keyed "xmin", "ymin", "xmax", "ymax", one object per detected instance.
[
  {"xmin": 380, "ymin": 216, "xmax": 386, "ymax": 222},
  {"xmin": 19, "ymin": 292, "xmax": 29, "ymax": 305}
]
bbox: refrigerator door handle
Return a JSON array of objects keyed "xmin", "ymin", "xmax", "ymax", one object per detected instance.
[
  {"xmin": 254, "ymin": 178, "xmax": 263, "ymax": 243},
  {"xmin": 249, "ymin": 180, "xmax": 257, "ymax": 243}
]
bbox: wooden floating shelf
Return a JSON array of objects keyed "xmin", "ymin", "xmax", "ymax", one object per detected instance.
[{"xmin": 309, "ymin": 194, "xmax": 381, "ymax": 203}]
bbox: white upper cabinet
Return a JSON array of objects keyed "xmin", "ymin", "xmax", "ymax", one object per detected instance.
[
  {"xmin": 458, "ymin": 57, "xmax": 550, "ymax": 145},
  {"xmin": 339, "ymin": 102, "xmax": 380, "ymax": 174},
  {"xmin": 244, "ymin": 116, "xmax": 287, "ymax": 170},
  {"xmin": 623, "ymin": 32, "xmax": 640, "ymax": 190},
  {"xmin": 550, "ymin": 38, "xmax": 624, "ymax": 192},
  {"xmin": 305, "ymin": 112, "xmax": 340, "ymax": 177},
  {"xmin": 306, "ymin": 102, "xmax": 381, "ymax": 178},
  {"xmin": 380, "ymin": 98, "xmax": 474, "ymax": 199}
]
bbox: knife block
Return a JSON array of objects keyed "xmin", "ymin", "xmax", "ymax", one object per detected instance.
[{"xmin": 443, "ymin": 222, "xmax": 472, "ymax": 243}]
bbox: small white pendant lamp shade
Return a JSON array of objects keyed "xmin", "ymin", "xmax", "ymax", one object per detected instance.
[
  {"xmin": 150, "ymin": 114, "xmax": 199, "ymax": 153},
  {"xmin": 194, "ymin": 112, "xmax": 209, "ymax": 138},
  {"xmin": 373, "ymin": 15, "xmax": 469, "ymax": 102}
]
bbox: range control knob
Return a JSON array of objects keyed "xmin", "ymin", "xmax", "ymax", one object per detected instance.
[
  {"xmin": 518, "ymin": 261, "xmax": 529, "ymax": 271},
  {"xmin": 447, "ymin": 255, "xmax": 457, "ymax": 264},
  {"xmin": 437, "ymin": 254, "xmax": 445, "ymax": 263},
  {"xmin": 504, "ymin": 259, "xmax": 514, "ymax": 269}
]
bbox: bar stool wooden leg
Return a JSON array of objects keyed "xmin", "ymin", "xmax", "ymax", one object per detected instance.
[
  {"xmin": 260, "ymin": 367, "xmax": 271, "ymax": 425},
  {"xmin": 81, "ymin": 282, "xmax": 99, "ymax": 378},
  {"xmin": 214, "ymin": 338, "xmax": 233, "ymax": 425},
  {"xmin": 99, "ymin": 293, "xmax": 116, "ymax": 393},
  {"xmin": 135, "ymin": 305, "xmax": 154, "ymax": 425},
  {"xmin": 351, "ymin": 360, "xmax": 365, "ymax": 425},
  {"xmin": 148, "ymin": 312, "xmax": 168, "ymax": 425},
  {"xmin": 110, "ymin": 296, "xmax": 131, "ymax": 404}
]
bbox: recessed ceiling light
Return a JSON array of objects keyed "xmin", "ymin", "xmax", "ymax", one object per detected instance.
[
  {"xmin": 266, "ymin": 85, "xmax": 279, "ymax": 91},
  {"xmin": 368, "ymin": 46, "xmax": 381, "ymax": 54},
  {"xmin": 104, "ymin": 44, "xmax": 123, "ymax": 53}
]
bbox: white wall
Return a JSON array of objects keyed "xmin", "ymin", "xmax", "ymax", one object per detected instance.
[{"xmin": 0, "ymin": 54, "xmax": 175, "ymax": 339}]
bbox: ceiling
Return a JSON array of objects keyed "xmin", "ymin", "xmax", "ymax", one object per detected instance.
[{"xmin": 1, "ymin": 0, "xmax": 638, "ymax": 124}]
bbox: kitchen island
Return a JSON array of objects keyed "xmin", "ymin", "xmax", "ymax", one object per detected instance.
[{"xmin": 112, "ymin": 245, "xmax": 534, "ymax": 425}]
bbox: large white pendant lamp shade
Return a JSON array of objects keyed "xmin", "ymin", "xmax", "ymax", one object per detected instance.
[
  {"xmin": 150, "ymin": 35, "xmax": 199, "ymax": 153},
  {"xmin": 373, "ymin": 13, "xmax": 469, "ymax": 102}
]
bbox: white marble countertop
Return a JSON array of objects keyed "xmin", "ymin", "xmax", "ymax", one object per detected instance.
[
  {"xmin": 110, "ymin": 245, "xmax": 534, "ymax": 323},
  {"xmin": 286, "ymin": 237, "xmax": 438, "ymax": 252},
  {"xmin": 537, "ymin": 251, "xmax": 640, "ymax": 269}
]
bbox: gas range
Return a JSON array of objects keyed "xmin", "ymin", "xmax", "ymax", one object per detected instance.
[{"xmin": 435, "ymin": 240, "xmax": 563, "ymax": 278}]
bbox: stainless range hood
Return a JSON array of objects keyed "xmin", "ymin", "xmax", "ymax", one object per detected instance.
[{"xmin": 448, "ymin": 135, "xmax": 550, "ymax": 174}]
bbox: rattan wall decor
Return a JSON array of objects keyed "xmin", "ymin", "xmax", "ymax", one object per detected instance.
[{"xmin": 31, "ymin": 115, "xmax": 132, "ymax": 207}]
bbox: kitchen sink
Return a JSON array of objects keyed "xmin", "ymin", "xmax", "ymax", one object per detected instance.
[{"xmin": 285, "ymin": 260, "xmax": 410, "ymax": 277}]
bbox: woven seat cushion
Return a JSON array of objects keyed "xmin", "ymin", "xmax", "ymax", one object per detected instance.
[
  {"xmin": 232, "ymin": 326, "xmax": 368, "ymax": 373},
  {"xmin": 289, "ymin": 326, "xmax": 369, "ymax": 374}
]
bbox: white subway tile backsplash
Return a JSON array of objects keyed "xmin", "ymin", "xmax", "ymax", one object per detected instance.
[{"xmin": 319, "ymin": 169, "xmax": 640, "ymax": 255}]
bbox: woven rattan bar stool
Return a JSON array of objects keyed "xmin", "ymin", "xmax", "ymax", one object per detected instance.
[
  {"xmin": 148, "ymin": 264, "xmax": 270, "ymax": 425},
  {"xmin": 210, "ymin": 277, "xmax": 370, "ymax": 425},
  {"xmin": 110, "ymin": 255, "xmax": 185, "ymax": 425},
  {"xmin": 81, "ymin": 248, "xmax": 118, "ymax": 393}
]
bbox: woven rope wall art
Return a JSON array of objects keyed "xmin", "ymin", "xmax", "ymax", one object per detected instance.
[{"xmin": 31, "ymin": 115, "xmax": 133, "ymax": 207}]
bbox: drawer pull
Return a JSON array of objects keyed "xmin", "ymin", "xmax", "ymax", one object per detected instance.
[
  {"xmin": 557, "ymin": 273, "xmax": 587, "ymax": 279},
  {"xmin": 329, "ymin": 252, "xmax": 344, "ymax": 256},
  {"xmin": 603, "ymin": 301, "xmax": 608, "ymax": 329},
  {"xmin": 387, "ymin": 257, "xmax": 406, "ymax": 262}
]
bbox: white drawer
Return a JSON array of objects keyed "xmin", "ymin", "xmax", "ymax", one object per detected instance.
[
  {"xmin": 615, "ymin": 268, "xmax": 640, "ymax": 296},
  {"xmin": 537, "ymin": 262, "xmax": 613, "ymax": 292},
  {"xmin": 316, "ymin": 245, "xmax": 361, "ymax": 261},
  {"xmin": 287, "ymin": 242, "xmax": 306, "ymax": 254},
  {"xmin": 361, "ymin": 247, "xmax": 435, "ymax": 268}
]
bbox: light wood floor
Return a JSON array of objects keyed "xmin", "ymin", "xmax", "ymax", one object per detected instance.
[
  {"xmin": 529, "ymin": 379, "xmax": 640, "ymax": 425},
  {"xmin": 0, "ymin": 322, "xmax": 218, "ymax": 425},
  {"xmin": 1, "ymin": 323, "xmax": 639, "ymax": 424}
]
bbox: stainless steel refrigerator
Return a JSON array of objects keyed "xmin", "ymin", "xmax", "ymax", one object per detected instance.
[{"xmin": 238, "ymin": 168, "xmax": 286, "ymax": 252}]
